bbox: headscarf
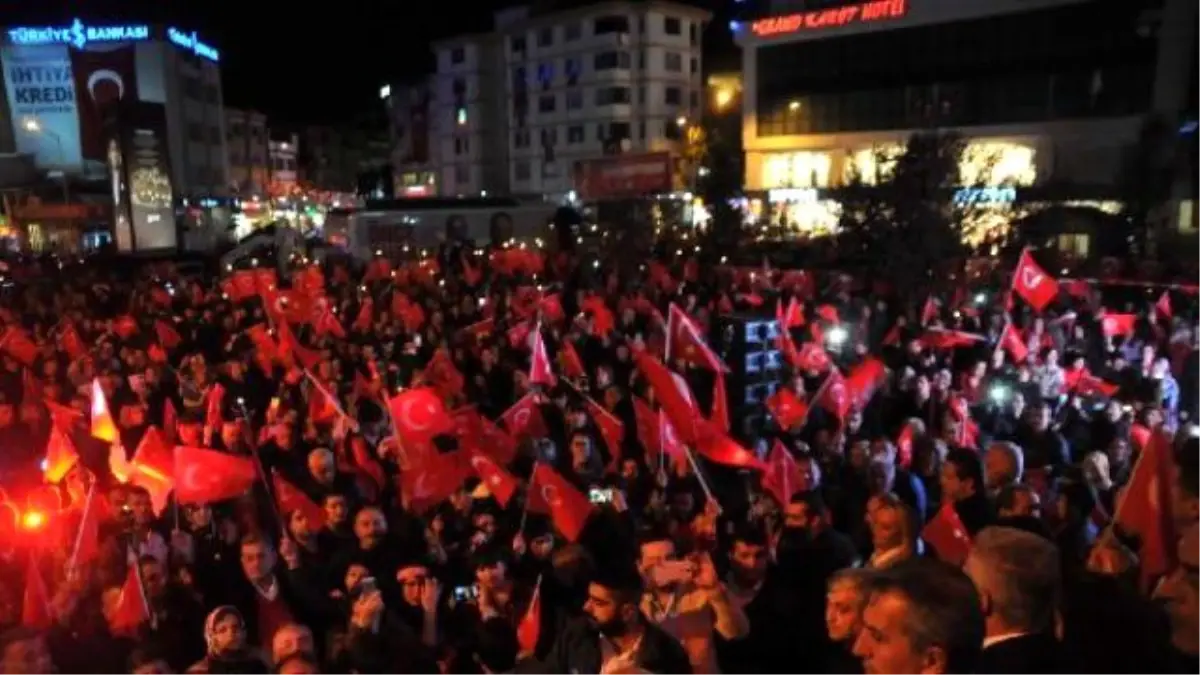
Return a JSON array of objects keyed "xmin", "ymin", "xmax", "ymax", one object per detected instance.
[{"xmin": 203, "ymin": 605, "xmax": 245, "ymax": 657}]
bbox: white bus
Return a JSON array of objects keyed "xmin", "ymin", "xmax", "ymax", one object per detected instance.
[{"xmin": 323, "ymin": 197, "xmax": 566, "ymax": 259}]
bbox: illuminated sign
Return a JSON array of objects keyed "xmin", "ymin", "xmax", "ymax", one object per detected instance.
[
  {"xmin": 751, "ymin": 0, "xmax": 907, "ymax": 38},
  {"xmin": 953, "ymin": 187, "xmax": 1017, "ymax": 206},
  {"xmin": 379, "ymin": 85, "xmax": 391, "ymax": 100},
  {"xmin": 7, "ymin": 19, "xmax": 149, "ymax": 48},
  {"xmin": 167, "ymin": 27, "xmax": 219, "ymax": 62}
]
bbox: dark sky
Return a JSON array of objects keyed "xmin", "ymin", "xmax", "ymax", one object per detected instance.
[{"xmin": 7, "ymin": 0, "xmax": 736, "ymax": 126}]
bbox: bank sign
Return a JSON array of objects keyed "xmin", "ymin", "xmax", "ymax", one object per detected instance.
[{"xmin": 7, "ymin": 19, "xmax": 150, "ymax": 49}]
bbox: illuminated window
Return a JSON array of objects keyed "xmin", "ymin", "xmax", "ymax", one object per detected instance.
[
  {"xmin": 844, "ymin": 145, "xmax": 901, "ymax": 185},
  {"xmin": 762, "ymin": 152, "xmax": 832, "ymax": 188},
  {"xmin": 960, "ymin": 142, "xmax": 1036, "ymax": 186},
  {"xmin": 456, "ymin": 108, "xmax": 467, "ymax": 125}
]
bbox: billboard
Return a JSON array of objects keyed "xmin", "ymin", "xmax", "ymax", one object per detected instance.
[
  {"xmin": 2, "ymin": 42, "xmax": 138, "ymax": 176},
  {"xmin": 112, "ymin": 102, "xmax": 176, "ymax": 251},
  {"xmin": 573, "ymin": 152, "xmax": 674, "ymax": 201}
]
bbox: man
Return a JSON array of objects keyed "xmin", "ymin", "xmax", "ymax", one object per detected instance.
[
  {"xmin": 940, "ymin": 448, "xmax": 995, "ymax": 535},
  {"xmin": 963, "ymin": 527, "xmax": 1063, "ymax": 673},
  {"xmin": 529, "ymin": 565, "xmax": 691, "ymax": 674},
  {"xmin": 233, "ymin": 535, "xmax": 318, "ymax": 650},
  {"xmin": 824, "ymin": 569, "xmax": 872, "ymax": 673},
  {"xmin": 983, "ymin": 441, "xmax": 1023, "ymax": 497},
  {"xmin": 637, "ymin": 532, "xmax": 749, "ymax": 672},
  {"xmin": 1152, "ymin": 525, "xmax": 1200, "ymax": 671},
  {"xmin": 864, "ymin": 494, "xmax": 917, "ymax": 569},
  {"xmin": 852, "ymin": 559, "xmax": 984, "ymax": 674}
]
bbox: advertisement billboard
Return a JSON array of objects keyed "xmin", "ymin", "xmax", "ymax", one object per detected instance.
[
  {"xmin": 572, "ymin": 152, "xmax": 675, "ymax": 201},
  {"xmin": 112, "ymin": 102, "xmax": 176, "ymax": 250},
  {"xmin": 2, "ymin": 42, "xmax": 138, "ymax": 176}
]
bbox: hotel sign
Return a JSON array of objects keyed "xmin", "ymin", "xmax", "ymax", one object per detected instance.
[{"xmin": 751, "ymin": 0, "xmax": 908, "ymax": 38}]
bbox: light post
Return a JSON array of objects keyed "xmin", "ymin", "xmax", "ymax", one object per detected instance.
[{"xmin": 23, "ymin": 118, "xmax": 70, "ymax": 204}]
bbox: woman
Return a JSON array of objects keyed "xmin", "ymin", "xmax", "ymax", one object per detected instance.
[{"xmin": 188, "ymin": 606, "xmax": 267, "ymax": 674}]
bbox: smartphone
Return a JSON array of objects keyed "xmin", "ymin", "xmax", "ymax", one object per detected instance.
[
  {"xmin": 453, "ymin": 584, "xmax": 478, "ymax": 602},
  {"xmin": 652, "ymin": 560, "xmax": 695, "ymax": 587},
  {"xmin": 360, "ymin": 577, "xmax": 378, "ymax": 595},
  {"xmin": 589, "ymin": 487, "xmax": 614, "ymax": 504}
]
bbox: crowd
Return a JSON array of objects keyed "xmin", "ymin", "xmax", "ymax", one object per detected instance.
[{"xmin": 0, "ymin": 236, "xmax": 1196, "ymax": 675}]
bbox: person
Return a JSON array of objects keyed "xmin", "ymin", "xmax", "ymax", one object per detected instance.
[
  {"xmin": 852, "ymin": 559, "xmax": 984, "ymax": 674},
  {"xmin": 824, "ymin": 569, "xmax": 870, "ymax": 673},
  {"xmin": 962, "ymin": 527, "xmax": 1063, "ymax": 673},
  {"xmin": 187, "ymin": 606, "xmax": 267, "ymax": 673},
  {"xmin": 863, "ymin": 494, "xmax": 917, "ymax": 569},
  {"xmin": 525, "ymin": 565, "xmax": 692, "ymax": 674},
  {"xmin": 940, "ymin": 448, "xmax": 995, "ymax": 535},
  {"xmin": 0, "ymin": 627, "xmax": 53, "ymax": 674},
  {"xmin": 982, "ymin": 441, "xmax": 1023, "ymax": 497},
  {"xmin": 1151, "ymin": 525, "xmax": 1200, "ymax": 671}
]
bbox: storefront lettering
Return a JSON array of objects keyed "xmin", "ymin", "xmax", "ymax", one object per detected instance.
[
  {"xmin": 751, "ymin": 0, "xmax": 907, "ymax": 38},
  {"xmin": 7, "ymin": 19, "xmax": 149, "ymax": 48}
]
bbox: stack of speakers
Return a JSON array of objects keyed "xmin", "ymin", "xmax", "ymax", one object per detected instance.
[{"xmin": 710, "ymin": 312, "xmax": 785, "ymax": 441}]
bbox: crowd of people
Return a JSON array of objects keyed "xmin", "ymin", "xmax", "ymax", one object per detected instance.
[{"xmin": 0, "ymin": 236, "xmax": 1196, "ymax": 675}]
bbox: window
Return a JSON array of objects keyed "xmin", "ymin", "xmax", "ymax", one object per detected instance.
[
  {"xmin": 510, "ymin": 36, "xmax": 526, "ymax": 53},
  {"xmin": 638, "ymin": 121, "xmax": 645, "ymax": 139},
  {"xmin": 454, "ymin": 165, "xmax": 469, "ymax": 183},
  {"xmin": 689, "ymin": 22, "xmax": 698, "ymax": 45},
  {"xmin": 565, "ymin": 22, "xmax": 582, "ymax": 40},
  {"xmin": 689, "ymin": 90, "xmax": 700, "ymax": 108},
  {"xmin": 567, "ymin": 125, "xmax": 585, "ymax": 144},
  {"xmin": 664, "ymin": 86, "xmax": 682, "ymax": 105},
  {"xmin": 538, "ymin": 94, "xmax": 556, "ymax": 113},
  {"xmin": 513, "ymin": 129, "xmax": 531, "ymax": 147},
  {"xmin": 512, "ymin": 66, "xmax": 526, "ymax": 89},
  {"xmin": 594, "ymin": 51, "xmax": 631, "ymax": 71},
  {"xmin": 565, "ymin": 58, "xmax": 580, "ymax": 85},
  {"xmin": 450, "ymin": 47, "xmax": 464, "ymax": 64},
  {"xmin": 537, "ymin": 27, "xmax": 553, "ymax": 47},
  {"xmin": 638, "ymin": 49, "xmax": 646, "ymax": 69},
  {"xmin": 454, "ymin": 136, "xmax": 469, "ymax": 155},
  {"xmin": 664, "ymin": 17, "xmax": 682, "ymax": 35},
  {"xmin": 537, "ymin": 62, "xmax": 554, "ymax": 89},
  {"xmin": 452, "ymin": 79, "xmax": 466, "ymax": 97},
  {"xmin": 690, "ymin": 57, "xmax": 698, "ymax": 74},
  {"xmin": 515, "ymin": 161, "xmax": 531, "ymax": 180},
  {"xmin": 593, "ymin": 15, "xmax": 630, "ymax": 35},
  {"xmin": 664, "ymin": 52, "xmax": 682, "ymax": 72},
  {"xmin": 595, "ymin": 86, "xmax": 632, "ymax": 105},
  {"xmin": 665, "ymin": 120, "xmax": 683, "ymax": 140},
  {"xmin": 540, "ymin": 128, "xmax": 557, "ymax": 145},
  {"xmin": 638, "ymin": 85, "xmax": 645, "ymax": 103},
  {"xmin": 566, "ymin": 90, "xmax": 583, "ymax": 109}
]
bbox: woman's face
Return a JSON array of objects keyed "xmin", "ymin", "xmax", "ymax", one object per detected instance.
[{"xmin": 212, "ymin": 614, "xmax": 245, "ymax": 653}]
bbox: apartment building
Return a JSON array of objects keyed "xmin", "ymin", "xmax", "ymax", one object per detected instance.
[
  {"xmin": 225, "ymin": 108, "xmax": 269, "ymax": 195},
  {"xmin": 430, "ymin": 1, "xmax": 712, "ymax": 197}
]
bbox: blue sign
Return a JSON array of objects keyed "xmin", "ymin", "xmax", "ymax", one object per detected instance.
[
  {"xmin": 953, "ymin": 186, "xmax": 1017, "ymax": 206},
  {"xmin": 7, "ymin": 19, "xmax": 149, "ymax": 49},
  {"xmin": 167, "ymin": 27, "xmax": 219, "ymax": 62}
]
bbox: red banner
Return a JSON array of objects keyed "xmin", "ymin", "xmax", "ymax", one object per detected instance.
[{"xmin": 573, "ymin": 152, "xmax": 673, "ymax": 201}]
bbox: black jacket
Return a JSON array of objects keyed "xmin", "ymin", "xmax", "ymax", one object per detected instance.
[
  {"xmin": 521, "ymin": 616, "xmax": 692, "ymax": 674},
  {"xmin": 975, "ymin": 632, "xmax": 1062, "ymax": 674}
]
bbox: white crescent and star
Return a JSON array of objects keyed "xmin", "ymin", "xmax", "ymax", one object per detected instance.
[
  {"xmin": 399, "ymin": 397, "xmax": 433, "ymax": 432},
  {"xmin": 86, "ymin": 69, "xmax": 125, "ymax": 102}
]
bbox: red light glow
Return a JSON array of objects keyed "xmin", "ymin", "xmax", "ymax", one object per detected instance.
[
  {"xmin": 21, "ymin": 510, "xmax": 47, "ymax": 530},
  {"xmin": 751, "ymin": 0, "xmax": 908, "ymax": 38}
]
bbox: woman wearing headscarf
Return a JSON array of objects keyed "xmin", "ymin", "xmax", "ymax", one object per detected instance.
[{"xmin": 187, "ymin": 606, "xmax": 268, "ymax": 674}]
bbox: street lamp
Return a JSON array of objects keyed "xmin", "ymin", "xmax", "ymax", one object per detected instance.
[{"xmin": 22, "ymin": 117, "xmax": 70, "ymax": 204}]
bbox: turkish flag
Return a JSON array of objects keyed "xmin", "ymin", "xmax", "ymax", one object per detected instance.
[
  {"xmin": 173, "ymin": 446, "xmax": 257, "ymax": 504},
  {"xmin": 272, "ymin": 470, "xmax": 325, "ymax": 528},
  {"xmin": 21, "ymin": 556, "xmax": 51, "ymax": 630},
  {"xmin": 1130, "ymin": 423, "xmax": 1152, "ymax": 449},
  {"xmin": 667, "ymin": 303, "xmax": 727, "ymax": 372},
  {"xmin": 632, "ymin": 398, "xmax": 660, "ymax": 459},
  {"xmin": 109, "ymin": 564, "xmax": 151, "ymax": 637},
  {"xmin": 528, "ymin": 326, "xmax": 557, "ymax": 387},
  {"xmin": 67, "ymin": 484, "xmax": 103, "ymax": 569},
  {"xmin": 1075, "ymin": 371, "xmax": 1119, "ymax": 397},
  {"xmin": 815, "ymin": 370, "xmax": 851, "ymax": 418},
  {"xmin": 776, "ymin": 297, "xmax": 805, "ymax": 329},
  {"xmin": 351, "ymin": 298, "xmax": 373, "ymax": 333},
  {"xmin": 1100, "ymin": 312, "xmax": 1136, "ymax": 338},
  {"xmin": 581, "ymin": 296, "xmax": 616, "ymax": 337},
  {"xmin": 1155, "ymin": 291, "xmax": 1173, "ymax": 319},
  {"xmin": 154, "ymin": 320, "xmax": 181, "ymax": 349},
  {"xmin": 633, "ymin": 350, "xmax": 699, "ymax": 443},
  {"xmin": 112, "ymin": 315, "xmax": 139, "ymax": 339},
  {"xmin": 400, "ymin": 451, "xmax": 468, "ymax": 514},
  {"xmin": 466, "ymin": 447, "xmax": 519, "ymax": 507},
  {"xmin": 58, "ymin": 323, "xmax": 85, "ymax": 360},
  {"xmin": 91, "ymin": 378, "xmax": 118, "ymax": 443},
  {"xmin": 425, "ymin": 348, "xmax": 465, "ymax": 400},
  {"xmin": 1114, "ymin": 430, "xmax": 1176, "ymax": 587},
  {"xmin": 694, "ymin": 418, "xmax": 766, "ymax": 470},
  {"xmin": 205, "ymin": 382, "xmax": 226, "ymax": 430},
  {"xmin": 895, "ymin": 423, "xmax": 914, "ymax": 470},
  {"xmin": 528, "ymin": 463, "xmax": 593, "ymax": 542},
  {"xmin": 43, "ymin": 425, "xmax": 79, "ymax": 483},
  {"xmin": 557, "ymin": 341, "xmax": 587, "ymax": 379},
  {"xmin": 517, "ymin": 576, "xmax": 543, "ymax": 655},
  {"xmin": 500, "ymin": 393, "xmax": 549, "ymax": 440},
  {"xmin": 920, "ymin": 297, "xmax": 939, "ymax": 325},
  {"xmin": 921, "ymin": 504, "xmax": 972, "ymax": 566},
  {"xmin": 795, "ymin": 342, "xmax": 832, "ymax": 373},
  {"xmin": 388, "ymin": 387, "xmax": 456, "ymax": 442},
  {"xmin": 921, "ymin": 504, "xmax": 969, "ymax": 562},
  {"xmin": 452, "ymin": 406, "xmax": 517, "ymax": 465},
  {"xmin": 918, "ymin": 329, "xmax": 985, "ymax": 350},
  {"xmin": 999, "ymin": 324, "xmax": 1029, "ymax": 363},
  {"xmin": 1011, "ymin": 249, "xmax": 1059, "ymax": 312},
  {"xmin": 766, "ymin": 387, "xmax": 808, "ymax": 430},
  {"xmin": 131, "ymin": 426, "xmax": 173, "ymax": 483},
  {"xmin": 582, "ymin": 394, "xmax": 624, "ymax": 467},
  {"xmin": 761, "ymin": 440, "xmax": 801, "ymax": 506}
]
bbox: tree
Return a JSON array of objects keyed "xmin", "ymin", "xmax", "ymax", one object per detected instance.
[
  {"xmin": 837, "ymin": 131, "xmax": 967, "ymax": 294},
  {"xmin": 696, "ymin": 107, "xmax": 744, "ymax": 253},
  {"xmin": 1117, "ymin": 114, "xmax": 1184, "ymax": 257}
]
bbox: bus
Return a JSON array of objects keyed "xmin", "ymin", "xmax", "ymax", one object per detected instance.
[{"xmin": 323, "ymin": 197, "xmax": 568, "ymax": 259}]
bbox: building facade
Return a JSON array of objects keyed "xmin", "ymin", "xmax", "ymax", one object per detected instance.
[
  {"xmin": 735, "ymin": 0, "xmax": 1198, "ymax": 247},
  {"xmin": 429, "ymin": 1, "xmax": 712, "ymax": 198},
  {"xmin": 225, "ymin": 107, "xmax": 269, "ymax": 195},
  {"xmin": 0, "ymin": 19, "xmax": 229, "ymax": 251},
  {"xmin": 267, "ymin": 132, "xmax": 299, "ymax": 196},
  {"xmin": 382, "ymin": 81, "xmax": 438, "ymax": 196}
]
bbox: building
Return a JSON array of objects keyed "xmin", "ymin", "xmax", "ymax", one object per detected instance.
[
  {"xmin": 429, "ymin": 0, "xmax": 712, "ymax": 198},
  {"xmin": 300, "ymin": 125, "xmax": 355, "ymax": 194},
  {"xmin": 225, "ymin": 107, "xmax": 269, "ymax": 195},
  {"xmin": 267, "ymin": 132, "xmax": 299, "ymax": 197},
  {"xmin": 382, "ymin": 81, "xmax": 438, "ymax": 197},
  {"xmin": 0, "ymin": 19, "xmax": 230, "ymax": 251},
  {"xmin": 735, "ymin": 0, "xmax": 1198, "ymax": 251}
]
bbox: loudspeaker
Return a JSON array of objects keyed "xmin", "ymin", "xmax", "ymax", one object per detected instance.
[{"xmin": 711, "ymin": 312, "xmax": 785, "ymax": 440}]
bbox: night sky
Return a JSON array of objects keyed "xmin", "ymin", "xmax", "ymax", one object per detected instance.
[{"xmin": 7, "ymin": 0, "xmax": 735, "ymax": 126}]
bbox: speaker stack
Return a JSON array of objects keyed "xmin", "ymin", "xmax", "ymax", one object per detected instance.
[{"xmin": 711, "ymin": 312, "xmax": 785, "ymax": 441}]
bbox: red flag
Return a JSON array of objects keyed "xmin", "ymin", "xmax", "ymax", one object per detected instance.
[
  {"xmin": 776, "ymin": 297, "xmax": 805, "ymax": 329},
  {"xmin": 895, "ymin": 423, "xmax": 915, "ymax": 470},
  {"xmin": 500, "ymin": 393, "xmax": 549, "ymax": 441},
  {"xmin": 633, "ymin": 350, "xmax": 698, "ymax": 443},
  {"xmin": 528, "ymin": 326, "xmax": 557, "ymax": 387},
  {"xmin": 91, "ymin": 378, "xmax": 118, "ymax": 443},
  {"xmin": 109, "ymin": 564, "xmax": 151, "ymax": 637},
  {"xmin": 352, "ymin": 298, "xmax": 374, "ymax": 333},
  {"xmin": 921, "ymin": 504, "xmax": 972, "ymax": 566},
  {"xmin": 999, "ymin": 324, "xmax": 1028, "ymax": 363},
  {"xmin": 453, "ymin": 407, "xmax": 517, "ymax": 465},
  {"xmin": 582, "ymin": 395, "xmax": 624, "ymax": 468},
  {"xmin": 58, "ymin": 323, "xmax": 85, "ymax": 360},
  {"xmin": 794, "ymin": 342, "xmax": 832, "ymax": 373},
  {"xmin": 557, "ymin": 341, "xmax": 586, "ymax": 379},
  {"xmin": 917, "ymin": 329, "xmax": 986, "ymax": 350},
  {"xmin": 766, "ymin": 387, "xmax": 808, "ymax": 431},
  {"xmin": 466, "ymin": 448, "xmax": 519, "ymax": 507},
  {"xmin": 1155, "ymin": 291, "xmax": 1173, "ymax": 319},
  {"xmin": 920, "ymin": 297, "xmax": 939, "ymax": 325},
  {"xmin": 761, "ymin": 440, "xmax": 801, "ymax": 506},
  {"xmin": 1, "ymin": 325, "xmax": 38, "ymax": 366},
  {"xmin": 205, "ymin": 382, "xmax": 226, "ymax": 431},
  {"xmin": 633, "ymin": 398, "xmax": 660, "ymax": 459},
  {"xmin": 272, "ymin": 470, "xmax": 326, "ymax": 528},
  {"xmin": 1100, "ymin": 312, "xmax": 1136, "ymax": 338},
  {"xmin": 163, "ymin": 398, "xmax": 178, "ymax": 442},
  {"xmin": 43, "ymin": 425, "xmax": 79, "ymax": 483},
  {"xmin": 112, "ymin": 315, "xmax": 139, "ymax": 339},
  {"xmin": 400, "ymin": 451, "xmax": 468, "ymax": 514},
  {"xmin": 710, "ymin": 373, "xmax": 729, "ymax": 433},
  {"xmin": 517, "ymin": 576, "xmax": 542, "ymax": 655},
  {"xmin": 68, "ymin": 484, "xmax": 103, "ymax": 569},
  {"xmin": 666, "ymin": 303, "xmax": 727, "ymax": 372},
  {"xmin": 21, "ymin": 557, "xmax": 52, "ymax": 630},
  {"xmin": 388, "ymin": 387, "xmax": 456, "ymax": 442},
  {"xmin": 153, "ymin": 320, "xmax": 181, "ymax": 350},
  {"xmin": 815, "ymin": 370, "xmax": 851, "ymax": 419},
  {"xmin": 1114, "ymin": 431, "xmax": 1176, "ymax": 587},
  {"xmin": 528, "ymin": 463, "xmax": 593, "ymax": 542},
  {"xmin": 659, "ymin": 410, "xmax": 688, "ymax": 470},
  {"xmin": 173, "ymin": 446, "xmax": 257, "ymax": 504},
  {"xmin": 1130, "ymin": 423, "xmax": 1152, "ymax": 449},
  {"xmin": 694, "ymin": 418, "xmax": 766, "ymax": 470},
  {"xmin": 1011, "ymin": 249, "xmax": 1059, "ymax": 312}
]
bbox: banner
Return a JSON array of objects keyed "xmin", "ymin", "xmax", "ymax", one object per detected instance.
[
  {"xmin": 3, "ymin": 44, "xmax": 83, "ymax": 170},
  {"xmin": 113, "ymin": 102, "xmax": 176, "ymax": 251},
  {"xmin": 572, "ymin": 152, "xmax": 674, "ymax": 201},
  {"xmin": 70, "ymin": 44, "xmax": 138, "ymax": 177}
]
